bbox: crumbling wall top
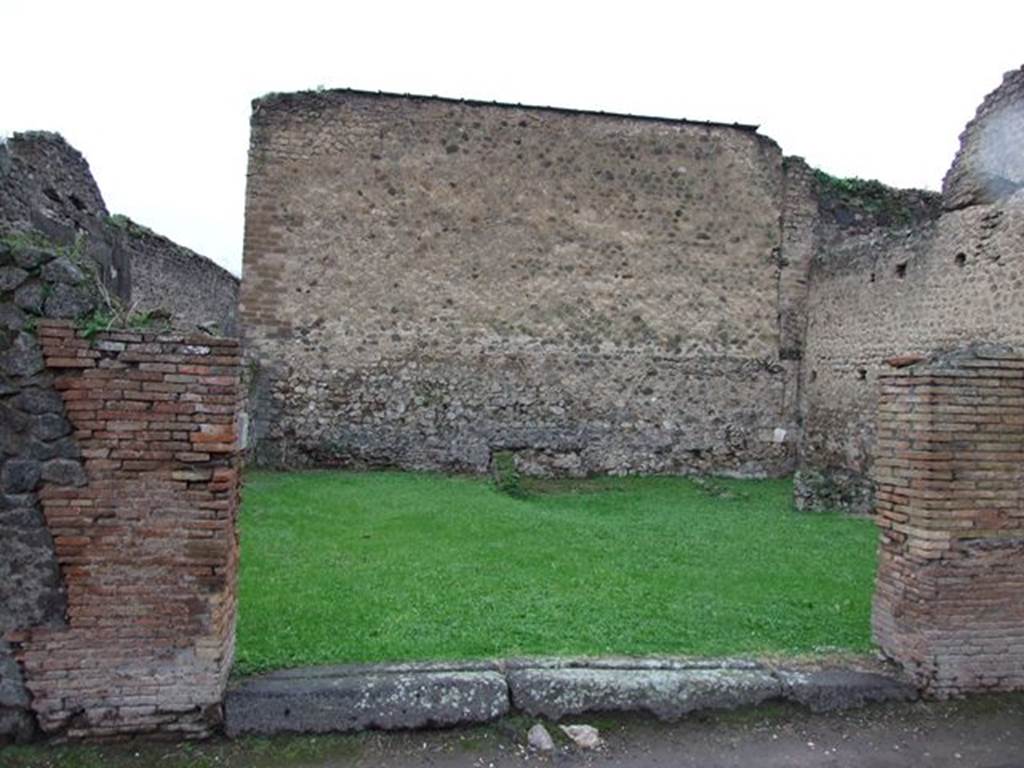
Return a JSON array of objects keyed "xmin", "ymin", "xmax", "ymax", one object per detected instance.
[
  {"xmin": 942, "ymin": 65, "xmax": 1024, "ymax": 210},
  {"xmin": 0, "ymin": 132, "xmax": 108, "ymax": 232}
]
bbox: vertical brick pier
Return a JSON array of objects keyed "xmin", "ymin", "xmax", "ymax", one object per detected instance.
[
  {"xmin": 872, "ymin": 347, "xmax": 1024, "ymax": 695},
  {"xmin": 6, "ymin": 320, "xmax": 244, "ymax": 738}
]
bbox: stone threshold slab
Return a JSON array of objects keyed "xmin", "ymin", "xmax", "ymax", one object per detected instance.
[{"xmin": 224, "ymin": 657, "xmax": 918, "ymax": 736}]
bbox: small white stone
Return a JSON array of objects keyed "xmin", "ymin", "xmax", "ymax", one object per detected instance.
[
  {"xmin": 560, "ymin": 724, "xmax": 601, "ymax": 749},
  {"xmin": 527, "ymin": 723, "xmax": 554, "ymax": 751}
]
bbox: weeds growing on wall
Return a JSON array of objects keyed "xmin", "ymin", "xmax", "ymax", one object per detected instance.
[
  {"xmin": 812, "ymin": 169, "xmax": 938, "ymax": 226},
  {"xmin": 78, "ymin": 307, "xmax": 170, "ymax": 338},
  {"xmin": 1, "ymin": 226, "xmax": 174, "ymax": 337},
  {"xmin": 0, "ymin": 229, "xmax": 55, "ymax": 251},
  {"xmin": 107, "ymin": 213, "xmax": 158, "ymax": 239},
  {"xmin": 42, "ymin": 228, "xmax": 175, "ymax": 337}
]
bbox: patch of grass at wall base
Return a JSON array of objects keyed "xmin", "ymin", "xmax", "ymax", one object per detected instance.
[
  {"xmin": 235, "ymin": 472, "xmax": 877, "ymax": 676},
  {"xmin": 491, "ymin": 450, "xmax": 524, "ymax": 497}
]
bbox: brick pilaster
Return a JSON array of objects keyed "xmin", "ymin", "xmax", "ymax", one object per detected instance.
[
  {"xmin": 872, "ymin": 348, "xmax": 1024, "ymax": 694},
  {"xmin": 5, "ymin": 320, "xmax": 244, "ymax": 738}
]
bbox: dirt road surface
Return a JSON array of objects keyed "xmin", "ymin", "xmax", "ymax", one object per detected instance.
[{"xmin": 3, "ymin": 694, "xmax": 1023, "ymax": 767}]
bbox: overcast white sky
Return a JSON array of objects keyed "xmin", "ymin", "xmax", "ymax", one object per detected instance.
[{"xmin": 3, "ymin": 1, "xmax": 1022, "ymax": 276}]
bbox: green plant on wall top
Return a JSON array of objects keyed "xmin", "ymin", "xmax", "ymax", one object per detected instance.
[
  {"xmin": 3, "ymin": 222, "xmax": 179, "ymax": 343},
  {"xmin": 78, "ymin": 307, "xmax": 170, "ymax": 338},
  {"xmin": 0, "ymin": 230, "xmax": 55, "ymax": 251},
  {"xmin": 812, "ymin": 169, "xmax": 938, "ymax": 226},
  {"xmin": 107, "ymin": 213, "xmax": 157, "ymax": 239}
]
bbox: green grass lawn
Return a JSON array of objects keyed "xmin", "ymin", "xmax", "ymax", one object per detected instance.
[{"xmin": 235, "ymin": 472, "xmax": 877, "ymax": 676}]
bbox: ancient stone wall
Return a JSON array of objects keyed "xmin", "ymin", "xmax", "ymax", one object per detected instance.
[
  {"xmin": 242, "ymin": 91, "xmax": 802, "ymax": 476},
  {"xmin": 797, "ymin": 67, "xmax": 1024, "ymax": 513},
  {"xmin": 5, "ymin": 320, "xmax": 243, "ymax": 738},
  {"xmin": 112, "ymin": 217, "xmax": 240, "ymax": 335},
  {"xmin": 0, "ymin": 132, "xmax": 239, "ymax": 335},
  {"xmin": 241, "ymin": 71, "xmax": 1024, "ymax": 501},
  {"xmin": 944, "ymin": 66, "xmax": 1024, "ymax": 210},
  {"xmin": 1, "ymin": 133, "xmax": 243, "ymax": 741},
  {"xmin": 1, "ymin": 238, "xmax": 101, "ymax": 742},
  {"xmin": 872, "ymin": 349, "xmax": 1024, "ymax": 694},
  {"xmin": 0, "ymin": 132, "xmax": 108, "ymax": 234}
]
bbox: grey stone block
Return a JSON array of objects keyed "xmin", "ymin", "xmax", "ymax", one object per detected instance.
[
  {"xmin": 0, "ymin": 304, "xmax": 26, "ymax": 332},
  {"xmin": 221, "ymin": 659, "xmax": 922, "ymax": 739},
  {"xmin": 0, "ymin": 706, "xmax": 36, "ymax": 745},
  {"xmin": 0, "ymin": 266, "xmax": 28, "ymax": 293},
  {"xmin": 225, "ymin": 670, "xmax": 509, "ymax": 736},
  {"xmin": 40, "ymin": 256, "xmax": 85, "ymax": 285},
  {"xmin": 503, "ymin": 656, "xmax": 763, "ymax": 671},
  {"xmin": 0, "ymin": 493, "xmax": 36, "ymax": 510},
  {"xmin": 0, "ymin": 403, "xmax": 30, "ymax": 435},
  {"xmin": 776, "ymin": 669, "xmax": 918, "ymax": 712},
  {"xmin": 11, "ymin": 246, "xmax": 55, "ymax": 271},
  {"xmin": 11, "ymin": 436, "xmax": 78, "ymax": 462},
  {"xmin": 0, "ymin": 333, "xmax": 44, "ymax": 377},
  {"xmin": 13, "ymin": 281, "xmax": 44, "ymax": 314},
  {"xmin": 1, "ymin": 459, "xmax": 41, "ymax": 493},
  {"xmin": 33, "ymin": 414, "xmax": 70, "ymax": 441},
  {"xmin": 506, "ymin": 667, "xmax": 783, "ymax": 721},
  {"xmin": 12, "ymin": 388, "xmax": 64, "ymax": 416},
  {"xmin": 40, "ymin": 458, "xmax": 86, "ymax": 487},
  {"xmin": 49, "ymin": 437, "xmax": 81, "ymax": 460},
  {"xmin": 0, "ymin": 506, "xmax": 42, "ymax": 527},
  {"xmin": 43, "ymin": 282, "xmax": 95, "ymax": 319},
  {"xmin": 0, "ymin": 648, "xmax": 29, "ymax": 708}
]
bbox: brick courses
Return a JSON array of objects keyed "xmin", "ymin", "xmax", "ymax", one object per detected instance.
[
  {"xmin": 797, "ymin": 66, "xmax": 1024, "ymax": 514},
  {"xmin": 872, "ymin": 348, "xmax": 1024, "ymax": 695},
  {"xmin": 5, "ymin": 320, "xmax": 243, "ymax": 738}
]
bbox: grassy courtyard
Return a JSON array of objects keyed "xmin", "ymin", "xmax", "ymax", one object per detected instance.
[{"xmin": 234, "ymin": 472, "xmax": 877, "ymax": 676}]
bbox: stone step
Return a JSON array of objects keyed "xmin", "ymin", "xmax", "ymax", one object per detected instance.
[
  {"xmin": 224, "ymin": 658, "xmax": 918, "ymax": 736},
  {"xmin": 225, "ymin": 668, "xmax": 509, "ymax": 736}
]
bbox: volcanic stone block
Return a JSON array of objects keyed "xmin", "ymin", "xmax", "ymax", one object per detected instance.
[
  {"xmin": 506, "ymin": 667, "xmax": 782, "ymax": 721},
  {"xmin": 225, "ymin": 670, "xmax": 510, "ymax": 736}
]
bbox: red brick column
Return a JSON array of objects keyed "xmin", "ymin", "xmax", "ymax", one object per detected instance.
[
  {"xmin": 872, "ymin": 348, "xmax": 1024, "ymax": 695},
  {"xmin": 6, "ymin": 320, "xmax": 243, "ymax": 738}
]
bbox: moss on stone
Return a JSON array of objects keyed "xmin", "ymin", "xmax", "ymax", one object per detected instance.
[{"xmin": 812, "ymin": 169, "xmax": 940, "ymax": 227}]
